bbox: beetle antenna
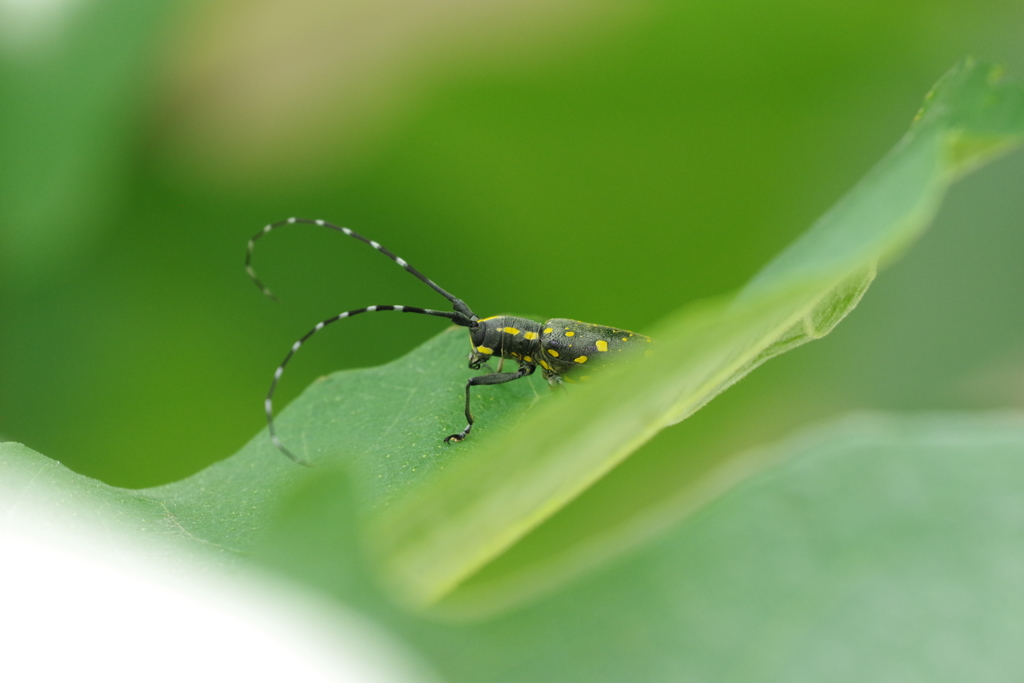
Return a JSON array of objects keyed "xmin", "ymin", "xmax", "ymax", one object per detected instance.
[
  {"xmin": 246, "ymin": 217, "xmax": 477, "ymax": 319},
  {"xmin": 265, "ymin": 304, "xmax": 469, "ymax": 465}
]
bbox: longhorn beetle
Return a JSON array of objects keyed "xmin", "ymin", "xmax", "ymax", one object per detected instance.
[{"xmin": 247, "ymin": 218, "xmax": 652, "ymax": 464}]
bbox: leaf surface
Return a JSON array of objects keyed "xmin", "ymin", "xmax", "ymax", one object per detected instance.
[{"xmin": 395, "ymin": 412, "xmax": 1024, "ymax": 682}]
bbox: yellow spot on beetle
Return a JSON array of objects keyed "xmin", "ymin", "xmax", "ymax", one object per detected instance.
[
  {"xmin": 565, "ymin": 331, "xmax": 575, "ymax": 337},
  {"xmin": 574, "ymin": 356, "xmax": 588, "ymax": 364},
  {"xmin": 595, "ymin": 340, "xmax": 608, "ymax": 352},
  {"xmin": 544, "ymin": 328, "xmax": 553, "ymax": 334},
  {"xmin": 476, "ymin": 345, "xmax": 493, "ymax": 354},
  {"xmin": 524, "ymin": 331, "xmax": 539, "ymax": 340},
  {"xmin": 547, "ymin": 349, "xmax": 559, "ymax": 357},
  {"xmin": 478, "ymin": 316, "xmax": 500, "ymax": 322},
  {"xmin": 539, "ymin": 359, "xmax": 551, "ymax": 370},
  {"xmin": 524, "ymin": 355, "xmax": 533, "ymax": 362},
  {"xmin": 621, "ymin": 337, "xmax": 628, "ymax": 341},
  {"xmin": 503, "ymin": 327, "xmax": 520, "ymax": 335}
]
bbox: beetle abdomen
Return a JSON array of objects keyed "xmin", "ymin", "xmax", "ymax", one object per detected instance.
[{"xmin": 537, "ymin": 318, "xmax": 651, "ymax": 376}]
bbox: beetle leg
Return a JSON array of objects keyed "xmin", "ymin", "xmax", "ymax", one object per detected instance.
[{"xmin": 445, "ymin": 363, "xmax": 536, "ymax": 443}]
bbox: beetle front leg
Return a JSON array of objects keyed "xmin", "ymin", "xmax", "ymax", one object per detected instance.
[{"xmin": 445, "ymin": 363, "xmax": 535, "ymax": 443}]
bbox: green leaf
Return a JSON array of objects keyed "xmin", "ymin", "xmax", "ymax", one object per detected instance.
[
  {"xmin": 0, "ymin": 328, "xmax": 550, "ymax": 562},
  {"xmin": 13, "ymin": 408, "xmax": 1024, "ymax": 681},
  {"xmin": 0, "ymin": 441, "xmax": 247, "ymax": 567},
  {"xmin": 258, "ymin": 411, "xmax": 1024, "ymax": 682},
  {"xmin": 368, "ymin": 58, "xmax": 1024, "ymax": 608}
]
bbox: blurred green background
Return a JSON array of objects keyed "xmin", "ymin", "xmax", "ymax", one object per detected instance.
[{"xmin": 1, "ymin": 0, "xmax": 1022, "ymax": 489}]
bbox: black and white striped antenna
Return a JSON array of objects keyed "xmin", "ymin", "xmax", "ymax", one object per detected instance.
[{"xmin": 246, "ymin": 217, "xmax": 478, "ymax": 465}]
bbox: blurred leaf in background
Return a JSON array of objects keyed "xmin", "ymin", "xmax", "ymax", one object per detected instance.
[
  {"xmin": 156, "ymin": 0, "xmax": 644, "ymax": 185},
  {"xmin": 0, "ymin": 0, "xmax": 178, "ymax": 278}
]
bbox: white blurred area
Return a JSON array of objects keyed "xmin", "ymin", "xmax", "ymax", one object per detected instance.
[
  {"xmin": 0, "ymin": 0, "xmax": 83, "ymax": 50},
  {"xmin": 0, "ymin": 519, "xmax": 437, "ymax": 682}
]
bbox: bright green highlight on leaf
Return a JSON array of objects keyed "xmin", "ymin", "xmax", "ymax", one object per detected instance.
[{"xmin": 1, "ymin": 59, "xmax": 1023, "ymax": 620}]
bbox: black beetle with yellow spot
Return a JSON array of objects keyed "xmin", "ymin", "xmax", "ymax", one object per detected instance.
[{"xmin": 247, "ymin": 218, "xmax": 652, "ymax": 464}]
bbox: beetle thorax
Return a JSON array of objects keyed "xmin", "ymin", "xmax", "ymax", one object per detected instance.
[{"xmin": 469, "ymin": 315, "xmax": 543, "ymax": 366}]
